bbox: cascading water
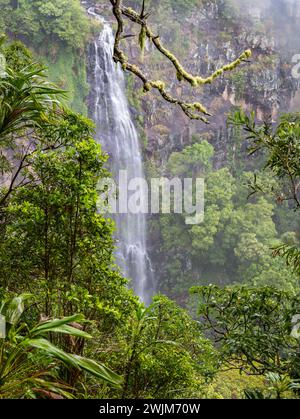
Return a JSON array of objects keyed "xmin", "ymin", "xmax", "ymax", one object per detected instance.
[{"xmin": 87, "ymin": 8, "xmax": 153, "ymax": 304}]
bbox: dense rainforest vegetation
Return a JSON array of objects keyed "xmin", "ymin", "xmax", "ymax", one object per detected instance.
[{"xmin": 0, "ymin": 0, "xmax": 299, "ymax": 400}]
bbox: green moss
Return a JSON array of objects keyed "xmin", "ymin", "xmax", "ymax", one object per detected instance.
[
  {"xmin": 150, "ymin": 80, "xmax": 166, "ymax": 90},
  {"xmin": 229, "ymin": 69, "xmax": 247, "ymax": 101},
  {"xmin": 126, "ymin": 73, "xmax": 142, "ymax": 111},
  {"xmin": 138, "ymin": 25, "xmax": 147, "ymax": 62},
  {"xmin": 153, "ymin": 124, "xmax": 171, "ymax": 136},
  {"xmin": 145, "ymin": 159, "xmax": 160, "ymax": 179},
  {"xmin": 205, "ymin": 370, "xmax": 265, "ymax": 399},
  {"xmin": 125, "ymin": 73, "xmax": 148, "ymax": 151},
  {"xmin": 192, "ymin": 102, "xmax": 209, "ymax": 115},
  {"xmin": 42, "ymin": 46, "xmax": 89, "ymax": 115}
]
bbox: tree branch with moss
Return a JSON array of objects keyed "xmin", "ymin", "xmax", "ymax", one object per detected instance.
[{"xmin": 109, "ymin": 0, "xmax": 251, "ymax": 123}]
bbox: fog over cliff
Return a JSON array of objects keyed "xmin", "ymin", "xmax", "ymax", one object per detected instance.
[{"xmin": 232, "ymin": 0, "xmax": 300, "ymax": 54}]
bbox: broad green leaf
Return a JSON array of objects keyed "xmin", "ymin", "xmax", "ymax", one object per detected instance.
[
  {"xmin": 23, "ymin": 338, "xmax": 122, "ymax": 387},
  {"xmin": 30, "ymin": 314, "xmax": 90, "ymax": 339},
  {"xmin": 72, "ymin": 355, "xmax": 123, "ymax": 388},
  {"xmin": 3, "ymin": 293, "xmax": 33, "ymax": 325}
]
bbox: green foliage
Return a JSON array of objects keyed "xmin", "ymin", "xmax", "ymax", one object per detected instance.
[
  {"xmin": 0, "ymin": 294, "xmax": 121, "ymax": 398},
  {"xmin": 205, "ymin": 369, "xmax": 265, "ymax": 399},
  {"xmin": 228, "ymin": 110, "xmax": 300, "ymax": 209},
  {"xmin": 244, "ymin": 373, "xmax": 300, "ymax": 399},
  {"xmin": 0, "ymin": 45, "xmax": 134, "ymax": 360},
  {"xmin": 157, "ymin": 140, "xmax": 299, "ymax": 301},
  {"xmin": 0, "ymin": 56, "xmax": 64, "ymax": 141},
  {"xmin": 3, "ymin": 40, "xmax": 33, "ymax": 70},
  {"xmin": 0, "ymin": 109, "xmax": 135, "ymax": 322},
  {"xmin": 0, "ymin": 49, "xmax": 220, "ymax": 400},
  {"xmin": 156, "ymin": 121, "xmax": 299, "ymax": 301},
  {"xmin": 0, "ymin": 2, "xmax": 91, "ymax": 112},
  {"xmin": 264, "ymin": 372, "xmax": 300, "ymax": 399},
  {"xmin": 0, "ymin": 0, "xmax": 91, "ymax": 50},
  {"xmin": 43, "ymin": 47, "xmax": 89, "ymax": 115},
  {"xmin": 167, "ymin": 140, "xmax": 214, "ymax": 177},
  {"xmin": 1, "ymin": 3, "xmax": 300, "ymax": 400},
  {"xmin": 228, "ymin": 110, "xmax": 300, "ymax": 277},
  {"xmin": 274, "ymin": 243, "xmax": 300, "ymax": 277},
  {"xmin": 128, "ymin": 0, "xmax": 200, "ymax": 18},
  {"xmin": 109, "ymin": 295, "xmax": 217, "ymax": 399},
  {"xmin": 191, "ymin": 285, "xmax": 300, "ymax": 376},
  {"xmin": 228, "ymin": 69, "xmax": 246, "ymax": 101}
]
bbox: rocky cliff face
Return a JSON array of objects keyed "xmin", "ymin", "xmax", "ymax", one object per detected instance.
[
  {"xmin": 85, "ymin": 0, "xmax": 300, "ymax": 300},
  {"xmin": 85, "ymin": 0, "xmax": 300, "ymax": 167},
  {"xmin": 110, "ymin": 0, "xmax": 300, "ymax": 168}
]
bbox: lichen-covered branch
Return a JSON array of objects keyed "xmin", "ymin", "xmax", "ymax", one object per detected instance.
[{"xmin": 109, "ymin": 0, "xmax": 251, "ymax": 122}]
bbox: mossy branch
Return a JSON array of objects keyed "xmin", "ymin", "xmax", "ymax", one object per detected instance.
[{"xmin": 109, "ymin": 0, "xmax": 251, "ymax": 122}]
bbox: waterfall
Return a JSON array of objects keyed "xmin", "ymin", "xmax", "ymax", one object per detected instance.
[{"xmin": 87, "ymin": 8, "xmax": 153, "ymax": 304}]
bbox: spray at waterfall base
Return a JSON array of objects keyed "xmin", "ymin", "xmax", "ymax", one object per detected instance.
[{"xmin": 97, "ymin": 171, "xmax": 205, "ymax": 226}]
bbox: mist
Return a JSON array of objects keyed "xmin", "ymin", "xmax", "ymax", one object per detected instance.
[{"xmin": 231, "ymin": 0, "xmax": 300, "ymax": 55}]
